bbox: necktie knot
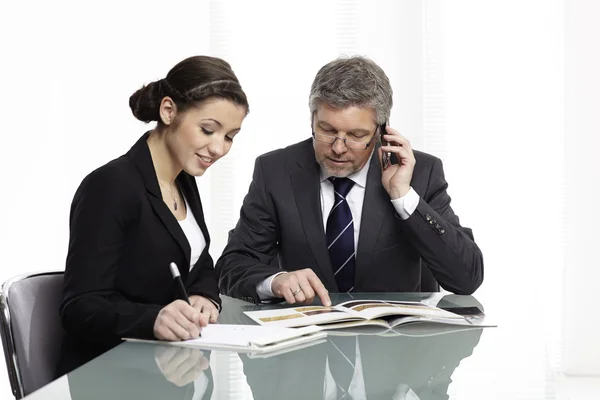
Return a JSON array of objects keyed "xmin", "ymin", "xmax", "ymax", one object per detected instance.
[{"xmin": 329, "ymin": 177, "xmax": 355, "ymax": 198}]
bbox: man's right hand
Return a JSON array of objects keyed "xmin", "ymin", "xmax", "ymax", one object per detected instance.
[
  {"xmin": 271, "ymin": 268, "xmax": 331, "ymax": 306},
  {"xmin": 153, "ymin": 300, "xmax": 202, "ymax": 341}
]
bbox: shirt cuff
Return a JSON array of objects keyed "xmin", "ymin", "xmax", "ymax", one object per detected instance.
[
  {"xmin": 256, "ymin": 272, "xmax": 287, "ymax": 300},
  {"xmin": 390, "ymin": 187, "xmax": 419, "ymax": 220}
]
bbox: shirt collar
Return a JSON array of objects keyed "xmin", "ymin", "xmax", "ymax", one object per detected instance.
[{"xmin": 319, "ymin": 150, "xmax": 373, "ymax": 189}]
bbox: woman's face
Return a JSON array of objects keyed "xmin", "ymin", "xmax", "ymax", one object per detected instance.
[{"xmin": 165, "ymin": 98, "xmax": 247, "ymax": 176}]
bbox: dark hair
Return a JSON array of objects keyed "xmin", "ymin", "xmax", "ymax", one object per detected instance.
[{"xmin": 129, "ymin": 56, "xmax": 249, "ymax": 123}]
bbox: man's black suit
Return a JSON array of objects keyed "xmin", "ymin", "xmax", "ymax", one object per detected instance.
[{"xmin": 217, "ymin": 139, "xmax": 483, "ymax": 302}]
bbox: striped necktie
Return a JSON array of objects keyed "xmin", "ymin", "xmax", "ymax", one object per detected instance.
[{"xmin": 326, "ymin": 177, "xmax": 356, "ymax": 292}]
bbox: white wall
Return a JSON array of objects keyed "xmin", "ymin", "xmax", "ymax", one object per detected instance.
[
  {"xmin": 0, "ymin": 0, "xmax": 212, "ymax": 284},
  {"xmin": 0, "ymin": 0, "xmax": 598, "ymax": 398},
  {"xmin": 563, "ymin": 0, "xmax": 600, "ymax": 376}
]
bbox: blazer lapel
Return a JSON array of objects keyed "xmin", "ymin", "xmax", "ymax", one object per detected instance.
[
  {"xmin": 290, "ymin": 146, "xmax": 338, "ymax": 290},
  {"xmin": 128, "ymin": 133, "xmax": 192, "ymax": 271},
  {"xmin": 355, "ymin": 152, "xmax": 389, "ymax": 288}
]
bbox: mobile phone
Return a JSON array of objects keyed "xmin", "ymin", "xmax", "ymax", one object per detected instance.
[{"xmin": 380, "ymin": 122, "xmax": 399, "ymax": 169}]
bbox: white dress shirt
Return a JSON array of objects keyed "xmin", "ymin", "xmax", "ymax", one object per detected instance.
[
  {"xmin": 178, "ymin": 195, "xmax": 206, "ymax": 270},
  {"xmin": 256, "ymin": 153, "xmax": 420, "ymax": 299}
]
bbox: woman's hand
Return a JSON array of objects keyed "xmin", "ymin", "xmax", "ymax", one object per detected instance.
[
  {"xmin": 153, "ymin": 300, "xmax": 202, "ymax": 341},
  {"xmin": 189, "ymin": 295, "xmax": 219, "ymax": 324}
]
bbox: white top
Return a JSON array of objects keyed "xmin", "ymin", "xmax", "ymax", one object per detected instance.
[{"xmin": 178, "ymin": 195, "xmax": 206, "ymax": 270}]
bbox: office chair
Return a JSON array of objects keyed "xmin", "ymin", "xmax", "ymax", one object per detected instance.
[{"xmin": 0, "ymin": 271, "xmax": 65, "ymax": 399}]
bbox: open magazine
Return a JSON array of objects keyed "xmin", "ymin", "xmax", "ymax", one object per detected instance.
[{"xmin": 244, "ymin": 299, "xmax": 495, "ymax": 331}]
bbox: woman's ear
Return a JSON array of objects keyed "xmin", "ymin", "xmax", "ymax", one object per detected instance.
[{"xmin": 159, "ymin": 96, "xmax": 177, "ymax": 125}]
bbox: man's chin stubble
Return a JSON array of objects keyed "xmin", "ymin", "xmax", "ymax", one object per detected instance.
[{"xmin": 320, "ymin": 163, "xmax": 354, "ymax": 178}]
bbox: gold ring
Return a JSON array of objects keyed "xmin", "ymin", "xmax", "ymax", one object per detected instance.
[{"xmin": 292, "ymin": 288, "xmax": 303, "ymax": 296}]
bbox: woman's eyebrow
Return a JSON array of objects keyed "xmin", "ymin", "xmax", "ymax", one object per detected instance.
[{"xmin": 201, "ymin": 118, "xmax": 222, "ymax": 127}]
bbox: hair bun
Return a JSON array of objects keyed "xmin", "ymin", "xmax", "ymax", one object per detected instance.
[{"xmin": 129, "ymin": 80, "xmax": 163, "ymax": 123}]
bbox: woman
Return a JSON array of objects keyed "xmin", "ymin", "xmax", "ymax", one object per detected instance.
[{"xmin": 57, "ymin": 55, "xmax": 249, "ymax": 376}]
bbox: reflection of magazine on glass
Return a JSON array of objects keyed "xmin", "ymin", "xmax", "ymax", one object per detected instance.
[
  {"xmin": 244, "ymin": 300, "xmax": 494, "ymax": 329},
  {"xmin": 321, "ymin": 313, "xmax": 495, "ymax": 337}
]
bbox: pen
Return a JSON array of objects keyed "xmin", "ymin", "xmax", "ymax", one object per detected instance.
[{"xmin": 169, "ymin": 262, "xmax": 191, "ymax": 305}]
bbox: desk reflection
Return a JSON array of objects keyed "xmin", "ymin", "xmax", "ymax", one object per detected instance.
[
  {"xmin": 238, "ymin": 293, "xmax": 485, "ymax": 400},
  {"xmin": 63, "ymin": 294, "xmax": 484, "ymax": 400},
  {"xmin": 240, "ymin": 328, "xmax": 482, "ymax": 400},
  {"xmin": 66, "ymin": 343, "xmax": 213, "ymax": 400}
]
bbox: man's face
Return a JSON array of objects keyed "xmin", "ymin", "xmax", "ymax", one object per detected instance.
[{"xmin": 312, "ymin": 104, "xmax": 378, "ymax": 177}]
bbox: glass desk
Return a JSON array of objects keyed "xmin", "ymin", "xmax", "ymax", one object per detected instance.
[{"xmin": 22, "ymin": 293, "xmax": 591, "ymax": 399}]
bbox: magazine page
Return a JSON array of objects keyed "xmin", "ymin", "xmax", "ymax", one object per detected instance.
[
  {"xmin": 244, "ymin": 305, "xmax": 360, "ymax": 328},
  {"xmin": 317, "ymin": 318, "xmax": 391, "ymax": 330},
  {"xmin": 336, "ymin": 299, "xmax": 465, "ymax": 321}
]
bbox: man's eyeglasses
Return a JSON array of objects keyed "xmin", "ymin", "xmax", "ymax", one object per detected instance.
[{"xmin": 312, "ymin": 128, "xmax": 375, "ymax": 150}]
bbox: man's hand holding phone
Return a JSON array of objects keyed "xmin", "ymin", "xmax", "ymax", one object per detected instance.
[{"xmin": 378, "ymin": 125, "xmax": 416, "ymax": 200}]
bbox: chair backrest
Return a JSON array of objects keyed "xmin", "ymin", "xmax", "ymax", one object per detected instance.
[{"xmin": 0, "ymin": 271, "xmax": 65, "ymax": 399}]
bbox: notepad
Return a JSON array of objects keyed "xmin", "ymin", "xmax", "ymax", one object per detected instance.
[{"xmin": 124, "ymin": 324, "xmax": 327, "ymax": 354}]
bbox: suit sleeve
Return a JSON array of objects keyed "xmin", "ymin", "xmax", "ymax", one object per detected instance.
[
  {"xmin": 187, "ymin": 253, "xmax": 222, "ymax": 309},
  {"xmin": 215, "ymin": 157, "xmax": 282, "ymax": 303},
  {"xmin": 401, "ymin": 158, "xmax": 484, "ymax": 294},
  {"xmin": 60, "ymin": 169, "xmax": 161, "ymax": 346}
]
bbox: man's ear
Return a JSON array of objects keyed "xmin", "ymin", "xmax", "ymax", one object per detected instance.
[{"xmin": 159, "ymin": 96, "xmax": 177, "ymax": 125}]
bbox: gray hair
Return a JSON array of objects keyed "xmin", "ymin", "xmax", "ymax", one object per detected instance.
[{"xmin": 309, "ymin": 55, "xmax": 393, "ymax": 125}]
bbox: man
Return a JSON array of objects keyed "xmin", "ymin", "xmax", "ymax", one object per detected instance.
[{"xmin": 216, "ymin": 56, "xmax": 483, "ymax": 305}]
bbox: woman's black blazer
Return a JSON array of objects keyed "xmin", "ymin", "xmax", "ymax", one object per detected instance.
[{"xmin": 58, "ymin": 132, "xmax": 220, "ymax": 364}]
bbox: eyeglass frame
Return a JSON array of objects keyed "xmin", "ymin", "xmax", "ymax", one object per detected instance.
[{"xmin": 311, "ymin": 120, "xmax": 380, "ymax": 150}]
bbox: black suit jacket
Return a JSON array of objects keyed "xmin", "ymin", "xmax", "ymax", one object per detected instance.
[
  {"xmin": 216, "ymin": 139, "xmax": 483, "ymax": 303},
  {"xmin": 57, "ymin": 132, "xmax": 220, "ymax": 376}
]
